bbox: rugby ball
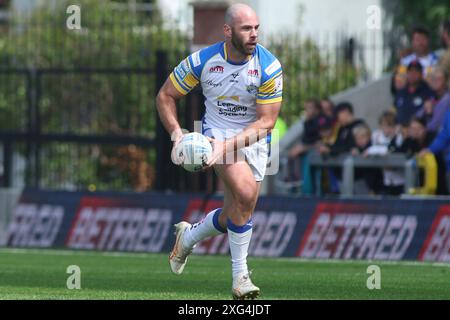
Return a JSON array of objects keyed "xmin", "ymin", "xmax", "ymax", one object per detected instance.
[{"xmin": 176, "ymin": 132, "xmax": 213, "ymax": 172}]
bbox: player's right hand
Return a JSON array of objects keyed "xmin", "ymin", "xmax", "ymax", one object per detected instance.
[{"xmin": 171, "ymin": 131, "xmax": 185, "ymax": 166}]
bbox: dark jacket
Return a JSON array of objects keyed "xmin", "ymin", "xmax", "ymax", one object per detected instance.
[
  {"xmin": 394, "ymin": 80, "xmax": 434, "ymax": 125},
  {"xmin": 389, "ymin": 132, "xmax": 436, "ymax": 158},
  {"xmin": 301, "ymin": 116, "xmax": 321, "ymax": 145},
  {"xmin": 330, "ymin": 119, "xmax": 365, "ymax": 156}
]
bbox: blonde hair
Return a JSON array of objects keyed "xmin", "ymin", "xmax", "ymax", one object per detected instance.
[{"xmin": 352, "ymin": 124, "xmax": 371, "ymax": 138}]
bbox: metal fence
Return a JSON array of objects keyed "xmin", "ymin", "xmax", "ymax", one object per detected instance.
[{"xmin": 0, "ymin": 54, "xmax": 217, "ymax": 193}]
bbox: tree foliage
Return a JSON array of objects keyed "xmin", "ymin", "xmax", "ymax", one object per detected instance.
[{"xmin": 382, "ymin": 0, "xmax": 450, "ymax": 47}]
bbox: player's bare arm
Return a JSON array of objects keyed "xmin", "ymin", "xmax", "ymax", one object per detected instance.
[{"xmin": 156, "ymin": 77, "xmax": 187, "ymax": 164}]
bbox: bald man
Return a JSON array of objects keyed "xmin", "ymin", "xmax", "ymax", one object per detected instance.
[{"xmin": 156, "ymin": 3, "xmax": 283, "ymax": 300}]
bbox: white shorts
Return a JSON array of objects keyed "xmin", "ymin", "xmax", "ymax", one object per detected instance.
[{"xmin": 202, "ymin": 127, "xmax": 270, "ymax": 182}]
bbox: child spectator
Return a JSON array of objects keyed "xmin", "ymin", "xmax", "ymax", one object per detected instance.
[
  {"xmin": 325, "ymin": 102, "xmax": 366, "ymax": 156},
  {"xmin": 400, "ymin": 117, "xmax": 446, "ymax": 194},
  {"xmin": 350, "ymin": 124, "xmax": 383, "ymax": 194},
  {"xmin": 368, "ymin": 111, "xmax": 398, "ymax": 155},
  {"xmin": 366, "ymin": 111, "xmax": 405, "ymax": 195}
]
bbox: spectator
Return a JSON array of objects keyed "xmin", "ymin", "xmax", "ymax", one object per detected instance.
[
  {"xmin": 325, "ymin": 102, "xmax": 366, "ymax": 156},
  {"xmin": 320, "ymin": 98, "xmax": 335, "ymax": 120},
  {"xmin": 377, "ymin": 122, "xmax": 411, "ymax": 195},
  {"xmin": 350, "ymin": 124, "xmax": 372, "ymax": 156},
  {"xmin": 366, "ymin": 111, "xmax": 405, "ymax": 195},
  {"xmin": 399, "ymin": 26, "xmax": 439, "ymax": 81},
  {"xmin": 368, "ymin": 110, "xmax": 398, "ymax": 155},
  {"xmin": 288, "ymin": 98, "xmax": 322, "ymax": 158},
  {"xmin": 301, "ymin": 114, "xmax": 337, "ymax": 195},
  {"xmin": 417, "ymin": 68, "xmax": 450, "ymax": 132},
  {"xmin": 407, "ymin": 117, "xmax": 448, "ymax": 194},
  {"xmin": 438, "ymin": 19, "xmax": 450, "ymax": 74},
  {"xmin": 423, "ymin": 109, "xmax": 450, "ymax": 194},
  {"xmin": 404, "ymin": 117, "xmax": 436, "ymax": 153},
  {"xmin": 350, "ymin": 124, "xmax": 383, "ymax": 194},
  {"xmin": 316, "ymin": 114, "xmax": 337, "ymax": 149},
  {"xmin": 391, "ymin": 69, "xmax": 408, "ymax": 95},
  {"xmin": 394, "ymin": 60, "xmax": 434, "ymax": 126}
]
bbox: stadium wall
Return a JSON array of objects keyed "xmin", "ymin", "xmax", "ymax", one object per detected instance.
[{"xmin": 2, "ymin": 189, "xmax": 450, "ymax": 262}]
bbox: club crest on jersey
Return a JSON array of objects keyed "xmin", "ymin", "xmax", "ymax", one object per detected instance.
[
  {"xmin": 209, "ymin": 66, "xmax": 224, "ymax": 74},
  {"xmin": 246, "ymin": 84, "xmax": 258, "ymax": 96}
]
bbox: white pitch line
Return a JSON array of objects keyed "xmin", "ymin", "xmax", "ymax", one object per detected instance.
[{"xmin": 1, "ymin": 248, "xmax": 450, "ymax": 267}]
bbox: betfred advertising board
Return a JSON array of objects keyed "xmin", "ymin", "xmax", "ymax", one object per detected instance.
[{"xmin": 4, "ymin": 190, "xmax": 450, "ymax": 262}]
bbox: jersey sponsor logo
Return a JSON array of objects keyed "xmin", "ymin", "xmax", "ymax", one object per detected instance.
[
  {"xmin": 209, "ymin": 65, "xmax": 224, "ymax": 73},
  {"xmin": 419, "ymin": 205, "xmax": 450, "ymax": 262},
  {"xmin": 192, "ymin": 50, "xmax": 201, "ymax": 67},
  {"xmin": 265, "ymin": 59, "xmax": 281, "ymax": 75},
  {"xmin": 203, "ymin": 80, "xmax": 222, "ymax": 88},
  {"xmin": 229, "ymin": 72, "xmax": 240, "ymax": 83},
  {"xmin": 248, "ymin": 69, "xmax": 259, "ymax": 77},
  {"xmin": 217, "ymin": 101, "xmax": 248, "ymax": 117},
  {"xmin": 177, "ymin": 59, "xmax": 191, "ymax": 79},
  {"xmin": 297, "ymin": 203, "xmax": 417, "ymax": 260}
]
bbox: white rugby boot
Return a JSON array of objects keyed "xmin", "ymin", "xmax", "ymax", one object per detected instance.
[
  {"xmin": 231, "ymin": 271, "xmax": 260, "ymax": 300},
  {"xmin": 169, "ymin": 222, "xmax": 195, "ymax": 275}
]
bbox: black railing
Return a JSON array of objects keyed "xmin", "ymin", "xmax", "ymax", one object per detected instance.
[{"xmin": 0, "ymin": 52, "xmax": 216, "ymax": 193}]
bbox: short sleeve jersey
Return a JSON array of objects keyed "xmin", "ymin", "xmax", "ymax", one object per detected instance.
[{"xmin": 170, "ymin": 42, "xmax": 283, "ymax": 131}]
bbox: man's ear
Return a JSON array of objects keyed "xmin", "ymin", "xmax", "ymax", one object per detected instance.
[{"xmin": 223, "ymin": 24, "xmax": 232, "ymax": 38}]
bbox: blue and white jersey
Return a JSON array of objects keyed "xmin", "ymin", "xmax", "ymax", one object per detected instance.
[
  {"xmin": 399, "ymin": 52, "xmax": 439, "ymax": 78},
  {"xmin": 170, "ymin": 42, "xmax": 283, "ymax": 133}
]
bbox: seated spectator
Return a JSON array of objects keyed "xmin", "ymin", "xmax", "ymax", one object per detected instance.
[
  {"xmin": 350, "ymin": 124, "xmax": 383, "ymax": 194},
  {"xmin": 394, "ymin": 60, "xmax": 434, "ymax": 126},
  {"xmin": 416, "ymin": 68, "xmax": 450, "ymax": 132},
  {"xmin": 399, "ymin": 26, "xmax": 439, "ymax": 82},
  {"xmin": 288, "ymin": 98, "xmax": 322, "ymax": 159},
  {"xmin": 422, "ymin": 109, "xmax": 450, "ymax": 194},
  {"xmin": 324, "ymin": 102, "xmax": 366, "ymax": 156}
]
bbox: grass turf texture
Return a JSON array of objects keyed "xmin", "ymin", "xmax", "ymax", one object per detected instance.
[{"xmin": 0, "ymin": 248, "xmax": 449, "ymax": 300}]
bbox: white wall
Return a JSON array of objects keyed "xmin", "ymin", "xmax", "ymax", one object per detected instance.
[{"xmin": 158, "ymin": 0, "xmax": 385, "ymax": 78}]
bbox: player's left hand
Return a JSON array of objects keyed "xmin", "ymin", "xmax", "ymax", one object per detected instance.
[{"xmin": 204, "ymin": 137, "xmax": 226, "ymax": 169}]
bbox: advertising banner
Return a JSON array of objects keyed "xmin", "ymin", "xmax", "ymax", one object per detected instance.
[{"xmin": 4, "ymin": 190, "xmax": 449, "ymax": 262}]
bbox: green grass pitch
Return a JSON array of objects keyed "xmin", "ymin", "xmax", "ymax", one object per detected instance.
[{"xmin": 0, "ymin": 248, "xmax": 449, "ymax": 300}]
